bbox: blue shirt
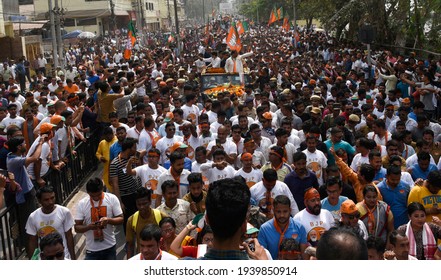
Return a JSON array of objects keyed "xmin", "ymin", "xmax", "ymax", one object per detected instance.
[
  {"xmin": 258, "ymin": 218, "xmax": 307, "ymax": 260},
  {"xmin": 410, "ymin": 163, "xmax": 437, "ymax": 181},
  {"xmin": 163, "ymin": 157, "xmax": 192, "ymax": 172},
  {"xmin": 324, "ymin": 140, "xmax": 355, "ymax": 165},
  {"xmin": 321, "ymin": 196, "xmax": 348, "ymax": 221},
  {"xmin": 374, "ymin": 167, "xmax": 387, "ymax": 182},
  {"xmin": 109, "ymin": 141, "xmax": 122, "ymax": 162},
  {"xmin": 377, "ymin": 180, "xmax": 410, "ymax": 228},
  {"xmin": 408, "ymin": 111, "xmax": 417, "ymax": 121},
  {"xmin": 284, "ymin": 170, "xmax": 319, "ymax": 210},
  {"xmin": 87, "ymin": 75, "xmax": 99, "ymax": 86},
  {"xmin": 7, "ymin": 154, "xmax": 33, "ymax": 204}
]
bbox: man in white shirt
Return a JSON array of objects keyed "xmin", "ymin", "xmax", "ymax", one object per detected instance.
[
  {"xmin": 200, "ymin": 149, "xmax": 235, "ymax": 184},
  {"xmin": 74, "ymin": 178, "xmax": 124, "ymax": 260},
  {"xmin": 126, "ymin": 148, "xmax": 166, "ymax": 208},
  {"xmin": 234, "ymin": 152, "xmax": 263, "ymax": 187},
  {"xmin": 26, "ymin": 186, "xmax": 76, "ymax": 259},
  {"xmin": 207, "ymin": 125, "xmax": 237, "ymax": 164},
  {"xmin": 181, "ymin": 93, "xmax": 200, "ymax": 125},
  {"xmin": 293, "ymin": 188, "xmax": 334, "ymax": 247},
  {"xmin": 155, "ymin": 122, "xmax": 183, "ymax": 164},
  {"xmin": 250, "ymin": 169, "xmax": 299, "ymax": 219},
  {"xmin": 224, "ymin": 50, "xmax": 253, "ymax": 74},
  {"xmin": 202, "ymin": 51, "xmax": 221, "ymax": 68},
  {"xmin": 302, "ymin": 135, "xmax": 328, "ymax": 186}
]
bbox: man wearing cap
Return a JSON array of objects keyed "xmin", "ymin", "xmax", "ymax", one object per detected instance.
[
  {"xmin": 163, "ymin": 141, "xmax": 192, "ymax": 171},
  {"xmin": 293, "ymin": 188, "xmax": 334, "ymax": 247},
  {"xmin": 26, "ymin": 123, "xmax": 57, "ymax": 188},
  {"xmin": 258, "ymin": 194, "xmax": 306, "ymax": 260},
  {"xmin": 322, "ymin": 103, "xmax": 342, "ymax": 132},
  {"xmin": 260, "ymin": 112, "xmax": 275, "ymax": 142},
  {"xmin": 305, "ymin": 95, "xmax": 323, "ymax": 114},
  {"xmin": 339, "ymin": 200, "xmax": 368, "ymax": 240}
]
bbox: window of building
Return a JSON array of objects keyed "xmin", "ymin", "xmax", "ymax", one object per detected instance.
[{"xmin": 76, "ymin": 18, "xmax": 97, "ymax": 26}]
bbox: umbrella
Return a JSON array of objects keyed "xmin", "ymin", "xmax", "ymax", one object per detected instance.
[
  {"xmin": 78, "ymin": 31, "xmax": 96, "ymax": 39},
  {"xmin": 62, "ymin": 29, "xmax": 82, "ymax": 39}
]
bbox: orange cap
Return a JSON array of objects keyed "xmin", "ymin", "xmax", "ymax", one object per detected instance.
[
  {"xmin": 241, "ymin": 153, "xmax": 253, "ymax": 161},
  {"xmin": 170, "ymin": 142, "xmax": 188, "ymax": 153},
  {"xmin": 262, "ymin": 112, "xmax": 272, "ymax": 120},
  {"xmin": 340, "ymin": 200, "xmax": 359, "ymax": 215},
  {"xmin": 40, "ymin": 123, "xmax": 56, "ymax": 134}
]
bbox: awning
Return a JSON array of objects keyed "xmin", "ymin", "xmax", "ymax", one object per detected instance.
[
  {"xmin": 13, "ymin": 21, "xmax": 48, "ymax": 30},
  {"xmin": 35, "ymin": 9, "xmax": 128, "ymax": 20}
]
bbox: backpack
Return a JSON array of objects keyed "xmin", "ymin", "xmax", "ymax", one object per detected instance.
[{"xmin": 131, "ymin": 209, "xmax": 162, "ymax": 232}]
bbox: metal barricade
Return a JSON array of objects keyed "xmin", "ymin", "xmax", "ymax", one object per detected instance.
[{"xmin": 0, "ymin": 129, "xmax": 100, "ymax": 259}]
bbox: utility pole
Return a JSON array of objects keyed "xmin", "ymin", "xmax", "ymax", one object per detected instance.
[
  {"xmin": 292, "ymin": 0, "xmax": 297, "ymax": 32},
  {"xmin": 48, "ymin": 0, "xmax": 58, "ymax": 69},
  {"xmin": 54, "ymin": 0, "xmax": 64, "ymax": 69},
  {"xmin": 110, "ymin": 0, "xmax": 116, "ymax": 35},
  {"xmin": 173, "ymin": 0, "xmax": 180, "ymax": 55},
  {"xmin": 167, "ymin": 0, "xmax": 171, "ymax": 31},
  {"xmin": 202, "ymin": 0, "xmax": 205, "ymax": 24}
]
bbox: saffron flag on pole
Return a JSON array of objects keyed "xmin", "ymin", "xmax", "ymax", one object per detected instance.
[
  {"xmin": 124, "ymin": 20, "xmax": 136, "ymax": 60},
  {"xmin": 236, "ymin": 20, "xmax": 245, "ymax": 35},
  {"xmin": 226, "ymin": 22, "xmax": 242, "ymax": 52},
  {"xmin": 282, "ymin": 16, "xmax": 290, "ymax": 32},
  {"xmin": 277, "ymin": 7, "xmax": 284, "ymax": 20},
  {"xmin": 268, "ymin": 8, "xmax": 277, "ymax": 25}
]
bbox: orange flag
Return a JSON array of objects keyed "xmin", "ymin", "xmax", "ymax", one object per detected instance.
[
  {"xmin": 268, "ymin": 8, "xmax": 277, "ymax": 25},
  {"xmin": 282, "ymin": 17, "xmax": 290, "ymax": 32},
  {"xmin": 237, "ymin": 20, "xmax": 245, "ymax": 35},
  {"xmin": 226, "ymin": 23, "xmax": 242, "ymax": 52}
]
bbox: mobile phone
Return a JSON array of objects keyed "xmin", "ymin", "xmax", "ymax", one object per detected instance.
[
  {"xmin": 244, "ymin": 238, "xmax": 255, "ymax": 252},
  {"xmin": 135, "ymin": 151, "xmax": 140, "ymax": 159},
  {"xmin": 215, "ymin": 139, "xmax": 220, "ymax": 146}
]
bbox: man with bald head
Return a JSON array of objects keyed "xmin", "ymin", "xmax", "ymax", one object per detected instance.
[{"xmin": 206, "ymin": 125, "xmax": 237, "ymax": 164}]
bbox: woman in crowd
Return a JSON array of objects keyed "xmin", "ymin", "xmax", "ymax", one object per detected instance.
[
  {"xmin": 159, "ymin": 217, "xmax": 178, "ymax": 255},
  {"xmin": 397, "ymin": 202, "xmax": 441, "ymax": 260},
  {"xmin": 356, "ymin": 185, "xmax": 394, "ymax": 243}
]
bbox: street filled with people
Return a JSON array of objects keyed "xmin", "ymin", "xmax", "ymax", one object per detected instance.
[{"xmin": 1, "ymin": 17, "xmax": 441, "ymax": 260}]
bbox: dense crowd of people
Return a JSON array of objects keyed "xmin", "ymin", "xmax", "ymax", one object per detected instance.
[{"xmin": 1, "ymin": 18, "xmax": 441, "ymax": 260}]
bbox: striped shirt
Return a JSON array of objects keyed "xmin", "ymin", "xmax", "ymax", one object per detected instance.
[{"xmin": 109, "ymin": 156, "xmax": 142, "ymax": 196}]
